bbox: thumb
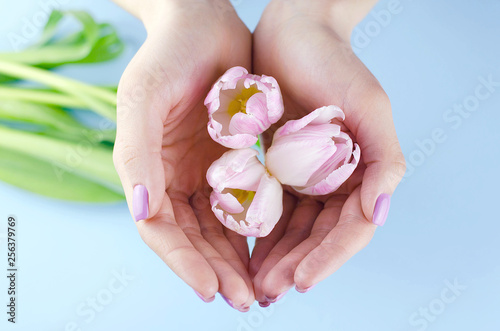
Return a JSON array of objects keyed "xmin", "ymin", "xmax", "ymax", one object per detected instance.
[
  {"xmin": 351, "ymin": 92, "xmax": 406, "ymax": 226},
  {"xmin": 113, "ymin": 76, "xmax": 166, "ymax": 222}
]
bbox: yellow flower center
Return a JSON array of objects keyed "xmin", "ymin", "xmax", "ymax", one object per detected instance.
[
  {"xmin": 227, "ymin": 86, "xmax": 260, "ymax": 116},
  {"xmin": 232, "ymin": 189, "xmax": 256, "ymax": 204}
]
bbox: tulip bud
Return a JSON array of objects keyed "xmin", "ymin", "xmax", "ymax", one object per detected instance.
[
  {"xmin": 207, "ymin": 148, "xmax": 283, "ymax": 237},
  {"xmin": 205, "ymin": 66, "xmax": 284, "ymax": 149},
  {"xmin": 265, "ymin": 106, "xmax": 360, "ymax": 195}
]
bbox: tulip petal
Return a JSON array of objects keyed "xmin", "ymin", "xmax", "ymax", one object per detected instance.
[
  {"xmin": 260, "ymin": 75, "xmax": 284, "ymax": 123},
  {"xmin": 245, "ymin": 173, "xmax": 283, "ymax": 237},
  {"xmin": 243, "ymin": 75, "xmax": 284, "ymax": 123},
  {"xmin": 267, "ymin": 105, "xmax": 360, "ymax": 195},
  {"xmin": 270, "ymin": 123, "xmax": 341, "ymax": 146},
  {"xmin": 245, "ymin": 92, "xmax": 272, "ymax": 123},
  {"xmin": 227, "ymin": 113, "xmax": 263, "ymax": 136},
  {"xmin": 273, "ymin": 105, "xmax": 345, "ymax": 141},
  {"xmin": 265, "ymin": 136, "xmax": 338, "ymax": 187},
  {"xmin": 294, "ymin": 143, "xmax": 361, "ymax": 195},
  {"xmin": 228, "ymin": 93, "xmax": 270, "ymax": 136},
  {"xmin": 304, "ymin": 141, "xmax": 351, "ymax": 187},
  {"xmin": 210, "ymin": 175, "xmax": 283, "ymax": 237},
  {"xmin": 210, "ymin": 193, "xmax": 243, "ymax": 234},
  {"xmin": 310, "ymin": 105, "xmax": 345, "ymax": 124},
  {"xmin": 211, "ymin": 190, "xmax": 245, "ymax": 214},
  {"xmin": 205, "ymin": 67, "xmax": 284, "ymax": 149},
  {"xmin": 207, "ymin": 150, "xmax": 284, "ymax": 237},
  {"xmin": 303, "ymin": 131, "xmax": 354, "ymax": 187},
  {"xmin": 209, "ymin": 176, "xmax": 284, "ymax": 237},
  {"xmin": 207, "ymin": 128, "xmax": 258, "ymax": 149},
  {"xmin": 207, "ymin": 148, "xmax": 265, "ymax": 192},
  {"xmin": 205, "ymin": 66, "xmax": 248, "ymax": 110}
]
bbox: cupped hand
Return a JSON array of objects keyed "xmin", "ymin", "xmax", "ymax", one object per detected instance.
[
  {"xmin": 250, "ymin": 0, "xmax": 406, "ymax": 304},
  {"xmin": 113, "ymin": 0, "xmax": 255, "ymax": 310}
]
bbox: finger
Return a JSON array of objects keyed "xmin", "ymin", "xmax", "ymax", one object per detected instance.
[
  {"xmin": 172, "ymin": 195, "xmax": 250, "ymax": 309},
  {"xmin": 192, "ymin": 193, "xmax": 255, "ymax": 308},
  {"xmin": 261, "ymin": 195, "xmax": 346, "ymax": 296},
  {"xmin": 325, "ymin": 77, "xmax": 405, "ymax": 225},
  {"xmin": 221, "ymin": 227, "xmax": 255, "ymax": 309},
  {"xmin": 249, "ymin": 191, "xmax": 297, "ymax": 278},
  {"xmin": 136, "ymin": 194, "xmax": 218, "ymax": 300},
  {"xmin": 344, "ymin": 85, "xmax": 406, "ymax": 225},
  {"xmin": 113, "ymin": 54, "xmax": 169, "ymax": 222},
  {"xmin": 222, "ymin": 227, "xmax": 250, "ymax": 270},
  {"xmin": 253, "ymin": 198, "xmax": 322, "ymax": 303},
  {"xmin": 294, "ymin": 187, "xmax": 376, "ymax": 289}
]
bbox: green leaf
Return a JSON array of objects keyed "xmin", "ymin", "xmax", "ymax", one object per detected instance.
[
  {"xmin": 0, "ymin": 60, "xmax": 117, "ymax": 121},
  {"xmin": 0, "ymin": 10, "xmax": 124, "ymax": 76},
  {"xmin": 0, "ymin": 99, "xmax": 84, "ymax": 132},
  {"xmin": 0, "ymin": 99, "xmax": 116, "ymax": 143},
  {"xmin": 0, "ymin": 125, "xmax": 121, "ymax": 193},
  {"xmin": 0, "ymin": 86, "xmax": 87, "ymax": 108},
  {"xmin": 37, "ymin": 10, "xmax": 65, "ymax": 46},
  {"xmin": 0, "ymin": 146, "xmax": 124, "ymax": 202},
  {"xmin": 0, "ymin": 11, "xmax": 99, "ymax": 65},
  {"xmin": 0, "ymin": 9, "xmax": 123, "ymax": 202},
  {"xmin": 75, "ymin": 24, "xmax": 124, "ymax": 63}
]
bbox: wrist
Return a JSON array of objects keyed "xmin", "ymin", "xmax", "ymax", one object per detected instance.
[
  {"xmin": 112, "ymin": 0, "xmax": 175, "ymax": 30},
  {"xmin": 328, "ymin": 0, "xmax": 379, "ymax": 40},
  {"xmin": 150, "ymin": 0, "xmax": 239, "ymax": 34},
  {"xmin": 268, "ymin": 0, "xmax": 378, "ymax": 41},
  {"xmin": 114, "ymin": 0, "xmax": 237, "ymax": 33}
]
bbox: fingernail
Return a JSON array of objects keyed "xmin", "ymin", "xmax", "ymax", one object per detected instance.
[
  {"xmin": 259, "ymin": 301, "xmax": 271, "ymax": 307},
  {"xmin": 194, "ymin": 290, "xmax": 215, "ymax": 303},
  {"xmin": 265, "ymin": 289, "xmax": 289, "ymax": 303},
  {"xmin": 295, "ymin": 284, "xmax": 315, "ymax": 293},
  {"xmin": 221, "ymin": 294, "xmax": 235, "ymax": 309},
  {"xmin": 373, "ymin": 193, "xmax": 391, "ymax": 226},
  {"xmin": 133, "ymin": 185, "xmax": 149, "ymax": 222},
  {"xmin": 238, "ymin": 306, "xmax": 250, "ymax": 313}
]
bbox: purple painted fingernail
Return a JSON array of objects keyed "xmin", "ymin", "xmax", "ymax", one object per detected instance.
[
  {"xmin": 373, "ymin": 193, "xmax": 391, "ymax": 226},
  {"xmin": 259, "ymin": 301, "xmax": 271, "ymax": 307},
  {"xmin": 238, "ymin": 306, "xmax": 250, "ymax": 313},
  {"xmin": 265, "ymin": 289, "xmax": 289, "ymax": 303},
  {"xmin": 194, "ymin": 290, "xmax": 215, "ymax": 303},
  {"xmin": 133, "ymin": 185, "xmax": 149, "ymax": 222},
  {"xmin": 221, "ymin": 294, "xmax": 235, "ymax": 309},
  {"xmin": 295, "ymin": 284, "xmax": 315, "ymax": 293}
]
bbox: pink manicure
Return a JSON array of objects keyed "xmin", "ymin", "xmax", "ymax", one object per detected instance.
[
  {"xmin": 295, "ymin": 284, "xmax": 315, "ymax": 293},
  {"xmin": 221, "ymin": 294, "xmax": 247, "ymax": 311},
  {"xmin": 265, "ymin": 289, "xmax": 289, "ymax": 303},
  {"xmin": 373, "ymin": 193, "xmax": 391, "ymax": 226},
  {"xmin": 194, "ymin": 290, "xmax": 215, "ymax": 303},
  {"xmin": 133, "ymin": 185, "xmax": 149, "ymax": 222},
  {"xmin": 221, "ymin": 294, "xmax": 235, "ymax": 308}
]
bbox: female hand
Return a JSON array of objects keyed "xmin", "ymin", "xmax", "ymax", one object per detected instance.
[
  {"xmin": 112, "ymin": 0, "xmax": 254, "ymax": 310},
  {"xmin": 250, "ymin": 0, "xmax": 406, "ymax": 305}
]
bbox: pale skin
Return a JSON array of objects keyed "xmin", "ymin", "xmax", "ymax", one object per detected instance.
[{"xmin": 112, "ymin": 0, "xmax": 406, "ymax": 309}]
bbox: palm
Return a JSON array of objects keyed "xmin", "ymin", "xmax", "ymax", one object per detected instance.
[{"xmin": 161, "ymin": 99, "xmax": 226, "ymax": 204}]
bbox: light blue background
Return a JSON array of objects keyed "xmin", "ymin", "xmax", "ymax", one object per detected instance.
[{"xmin": 1, "ymin": 0, "xmax": 499, "ymax": 330}]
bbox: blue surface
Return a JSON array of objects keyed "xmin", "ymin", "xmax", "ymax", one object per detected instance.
[{"xmin": 1, "ymin": 1, "xmax": 499, "ymax": 330}]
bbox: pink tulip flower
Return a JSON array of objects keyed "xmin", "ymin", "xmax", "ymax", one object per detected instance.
[
  {"xmin": 265, "ymin": 105, "xmax": 361, "ymax": 196},
  {"xmin": 205, "ymin": 66, "xmax": 284, "ymax": 149},
  {"xmin": 206, "ymin": 148, "xmax": 283, "ymax": 237}
]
